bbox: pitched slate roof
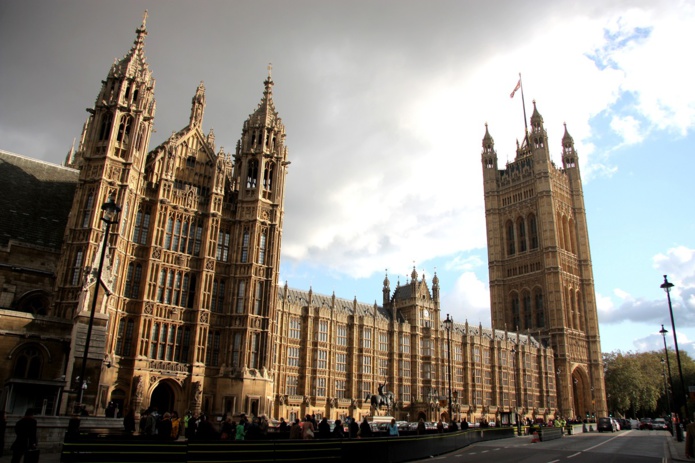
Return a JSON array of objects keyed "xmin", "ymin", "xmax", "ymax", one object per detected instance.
[
  {"xmin": 280, "ymin": 287, "xmax": 391, "ymax": 321},
  {"xmin": 0, "ymin": 150, "xmax": 79, "ymax": 249}
]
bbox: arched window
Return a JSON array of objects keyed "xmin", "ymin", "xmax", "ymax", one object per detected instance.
[
  {"xmin": 13, "ymin": 346, "xmax": 43, "ymax": 379},
  {"xmin": 568, "ymin": 217, "xmax": 576, "ymax": 254},
  {"xmin": 556, "ymin": 212, "xmax": 565, "ymax": 250},
  {"xmin": 116, "ymin": 115, "xmax": 132, "ymax": 144},
  {"xmin": 506, "ymin": 221, "xmax": 515, "ymax": 256}
]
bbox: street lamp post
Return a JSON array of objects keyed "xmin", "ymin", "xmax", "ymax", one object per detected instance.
[
  {"xmin": 661, "ymin": 275, "xmax": 686, "ymax": 441},
  {"xmin": 443, "ymin": 314, "xmax": 453, "ymax": 424},
  {"xmin": 512, "ymin": 346, "xmax": 522, "ymax": 435},
  {"xmin": 76, "ymin": 196, "xmax": 120, "ymax": 410},
  {"xmin": 661, "ymin": 358, "xmax": 672, "ymax": 420},
  {"xmin": 660, "ymin": 325, "xmax": 675, "ymax": 416}
]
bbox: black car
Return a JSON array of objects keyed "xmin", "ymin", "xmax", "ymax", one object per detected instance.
[{"xmin": 597, "ymin": 417, "xmax": 616, "ymax": 432}]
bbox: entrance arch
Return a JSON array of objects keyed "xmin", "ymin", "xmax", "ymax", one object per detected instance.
[
  {"xmin": 571, "ymin": 367, "xmax": 592, "ymax": 420},
  {"xmin": 150, "ymin": 381, "xmax": 176, "ymax": 414}
]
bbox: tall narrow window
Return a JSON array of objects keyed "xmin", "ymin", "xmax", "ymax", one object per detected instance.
[
  {"xmin": 257, "ymin": 231, "xmax": 267, "ymax": 264},
  {"xmin": 217, "ymin": 230, "xmax": 230, "ymax": 261},
  {"xmin": 249, "ymin": 333, "xmax": 259, "ymax": 369},
  {"xmin": 71, "ymin": 250, "xmax": 84, "ymax": 286},
  {"xmin": 164, "ymin": 217, "xmax": 174, "ymax": 249},
  {"xmin": 246, "ymin": 160, "xmax": 258, "ymax": 189},
  {"xmin": 82, "ymin": 193, "xmax": 94, "ymax": 228},
  {"xmin": 231, "ymin": 332, "xmax": 242, "ymax": 367},
  {"xmin": 124, "ymin": 263, "xmax": 142, "ymax": 299},
  {"xmin": 116, "ymin": 115, "xmax": 132, "ymax": 144},
  {"xmin": 236, "ymin": 281, "xmax": 246, "ymax": 314},
  {"xmin": 132, "ymin": 206, "xmax": 151, "ymax": 245},
  {"xmin": 263, "ymin": 162, "xmax": 274, "ymax": 191},
  {"xmin": 523, "ymin": 292, "xmax": 532, "ymax": 329},
  {"xmin": 211, "ymin": 279, "xmax": 225, "ymax": 313},
  {"xmin": 193, "ymin": 223, "xmax": 203, "ymax": 256},
  {"xmin": 529, "ymin": 214, "xmax": 539, "ymax": 249},
  {"xmin": 507, "ymin": 220, "xmax": 516, "ymax": 256},
  {"xmin": 253, "ymin": 281, "xmax": 263, "ymax": 315},
  {"xmin": 511, "ymin": 293, "xmax": 520, "ymax": 329},
  {"xmin": 241, "ymin": 231, "xmax": 250, "ymax": 263},
  {"xmin": 98, "ymin": 112, "xmax": 112, "ymax": 141},
  {"xmin": 518, "ymin": 218, "xmax": 527, "ymax": 252}
]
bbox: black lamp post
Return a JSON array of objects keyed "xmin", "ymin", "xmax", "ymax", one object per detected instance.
[
  {"xmin": 661, "ymin": 275, "xmax": 686, "ymax": 441},
  {"xmin": 660, "ymin": 325, "xmax": 675, "ymax": 416},
  {"xmin": 443, "ymin": 314, "xmax": 453, "ymax": 423},
  {"xmin": 512, "ymin": 346, "xmax": 522, "ymax": 435},
  {"xmin": 661, "ymin": 358, "xmax": 672, "ymax": 419},
  {"xmin": 76, "ymin": 196, "xmax": 120, "ymax": 409}
]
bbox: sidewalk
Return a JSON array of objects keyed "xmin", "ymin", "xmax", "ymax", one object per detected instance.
[
  {"xmin": 0, "ymin": 451, "xmax": 61, "ymax": 463},
  {"xmin": 668, "ymin": 433, "xmax": 690, "ymax": 462}
]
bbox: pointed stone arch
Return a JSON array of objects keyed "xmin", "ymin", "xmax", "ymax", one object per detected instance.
[{"xmin": 571, "ymin": 365, "xmax": 592, "ymax": 420}]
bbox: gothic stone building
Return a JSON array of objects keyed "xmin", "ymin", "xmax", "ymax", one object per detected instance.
[
  {"xmin": 0, "ymin": 16, "xmax": 602, "ymax": 425},
  {"xmin": 481, "ymin": 104, "xmax": 607, "ymax": 419}
]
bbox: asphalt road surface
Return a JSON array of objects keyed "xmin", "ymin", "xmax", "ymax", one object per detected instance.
[{"xmin": 413, "ymin": 429, "xmax": 671, "ymax": 463}]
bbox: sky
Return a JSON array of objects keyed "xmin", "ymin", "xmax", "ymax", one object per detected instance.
[{"xmin": 1, "ymin": 0, "xmax": 694, "ymax": 357}]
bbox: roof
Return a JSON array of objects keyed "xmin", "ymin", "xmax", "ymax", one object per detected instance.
[
  {"xmin": 280, "ymin": 286, "xmax": 391, "ymax": 321},
  {"xmin": 0, "ymin": 150, "xmax": 79, "ymax": 249}
]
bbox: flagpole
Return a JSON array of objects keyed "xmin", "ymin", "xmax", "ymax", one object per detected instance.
[{"xmin": 519, "ymin": 73, "xmax": 529, "ymax": 145}]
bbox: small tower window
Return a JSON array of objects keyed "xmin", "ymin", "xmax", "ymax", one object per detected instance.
[
  {"xmin": 246, "ymin": 160, "xmax": 258, "ymax": 189},
  {"xmin": 98, "ymin": 113, "xmax": 113, "ymax": 141},
  {"xmin": 117, "ymin": 115, "xmax": 132, "ymax": 144}
]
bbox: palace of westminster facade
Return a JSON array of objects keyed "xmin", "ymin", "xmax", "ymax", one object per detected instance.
[{"xmin": 0, "ymin": 16, "xmax": 606, "ymax": 424}]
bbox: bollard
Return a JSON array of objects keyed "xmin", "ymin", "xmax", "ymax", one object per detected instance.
[{"xmin": 677, "ymin": 423, "xmax": 684, "ymax": 442}]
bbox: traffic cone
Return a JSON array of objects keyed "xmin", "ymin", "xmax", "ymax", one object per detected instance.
[{"xmin": 531, "ymin": 430, "xmax": 540, "ymax": 443}]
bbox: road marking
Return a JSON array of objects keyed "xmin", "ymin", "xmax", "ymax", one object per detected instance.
[
  {"xmin": 583, "ymin": 433, "xmax": 622, "ymax": 452},
  {"xmin": 547, "ymin": 460, "xmax": 560, "ymax": 463},
  {"xmin": 567, "ymin": 452, "xmax": 581, "ymax": 458}
]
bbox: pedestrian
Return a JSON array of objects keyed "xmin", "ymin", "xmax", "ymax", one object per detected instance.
[
  {"xmin": 220, "ymin": 416, "xmax": 234, "ymax": 440},
  {"xmin": 235, "ymin": 416, "xmax": 247, "ymax": 441},
  {"xmin": 66, "ymin": 413, "xmax": 81, "ymax": 440},
  {"xmin": 388, "ymin": 418, "xmax": 399, "ymax": 437},
  {"xmin": 301, "ymin": 415, "xmax": 315, "ymax": 440},
  {"xmin": 157, "ymin": 412, "xmax": 173, "ymax": 440},
  {"xmin": 417, "ymin": 418, "xmax": 426, "ymax": 435},
  {"xmin": 359, "ymin": 417, "xmax": 372, "ymax": 438},
  {"xmin": 289, "ymin": 419, "xmax": 302, "ymax": 439},
  {"xmin": 437, "ymin": 419, "xmax": 444, "ymax": 433},
  {"xmin": 349, "ymin": 417, "xmax": 359, "ymax": 438},
  {"xmin": 170, "ymin": 411, "xmax": 180, "ymax": 439},
  {"xmin": 11, "ymin": 408, "xmax": 38, "ymax": 463},
  {"xmin": 332, "ymin": 419, "xmax": 345, "ymax": 438},
  {"xmin": 318, "ymin": 417, "xmax": 330, "ymax": 438},
  {"xmin": 685, "ymin": 414, "xmax": 695, "ymax": 458},
  {"xmin": 278, "ymin": 417, "xmax": 289, "ymax": 434}
]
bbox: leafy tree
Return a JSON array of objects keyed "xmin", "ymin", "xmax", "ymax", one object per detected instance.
[{"xmin": 603, "ymin": 349, "xmax": 695, "ymax": 419}]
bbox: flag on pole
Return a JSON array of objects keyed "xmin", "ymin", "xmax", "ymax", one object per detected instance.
[{"xmin": 510, "ymin": 78, "xmax": 521, "ymax": 98}]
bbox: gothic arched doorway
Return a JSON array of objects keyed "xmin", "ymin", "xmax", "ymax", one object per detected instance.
[
  {"xmin": 571, "ymin": 367, "xmax": 591, "ymax": 420},
  {"xmin": 150, "ymin": 381, "xmax": 175, "ymax": 414}
]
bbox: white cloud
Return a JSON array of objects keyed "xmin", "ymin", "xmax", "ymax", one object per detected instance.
[{"xmin": 441, "ymin": 272, "xmax": 491, "ymax": 327}]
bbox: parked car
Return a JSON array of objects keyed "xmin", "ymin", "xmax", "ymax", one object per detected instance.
[
  {"xmin": 620, "ymin": 418, "xmax": 631, "ymax": 430},
  {"xmin": 612, "ymin": 418, "xmax": 621, "ymax": 431},
  {"xmin": 597, "ymin": 417, "xmax": 616, "ymax": 432},
  {"xmin": 640, "ymin": 418, "xmax": 653, "ymax": 430},
  {"xmin": 652, "ymin": 418, "xmax": 668, "ymax": 430}
]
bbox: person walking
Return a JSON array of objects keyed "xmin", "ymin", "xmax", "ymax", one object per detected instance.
[
  {"xmin": 11, "ymin": 408, "xmax": 38, "ymax": 463},
  {"xmin": 685, "ymin": 415, "xmax": 695, "ymax": 458},
  {"xmin": 417, "ymin": 418, "xmax": 426, "ymax": 435},
  {"xmin": 301, "ymin": 415, "xmax": 315, "ymax": 440},
  {"xmin": 388, "ymin": 418, "xmax": 399, "ymax": 437},
  {"xmin": 332, "ymin": 419, "xmax": 345, "ymax": 438},
  {"xmin": 359, "ymin": 417, "xmax": 372, "ymax": 438}
]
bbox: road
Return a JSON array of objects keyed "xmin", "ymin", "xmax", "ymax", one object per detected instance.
[{"xmin": 413, "ymin": 429, "xmax": 672, "ymax": 463}]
